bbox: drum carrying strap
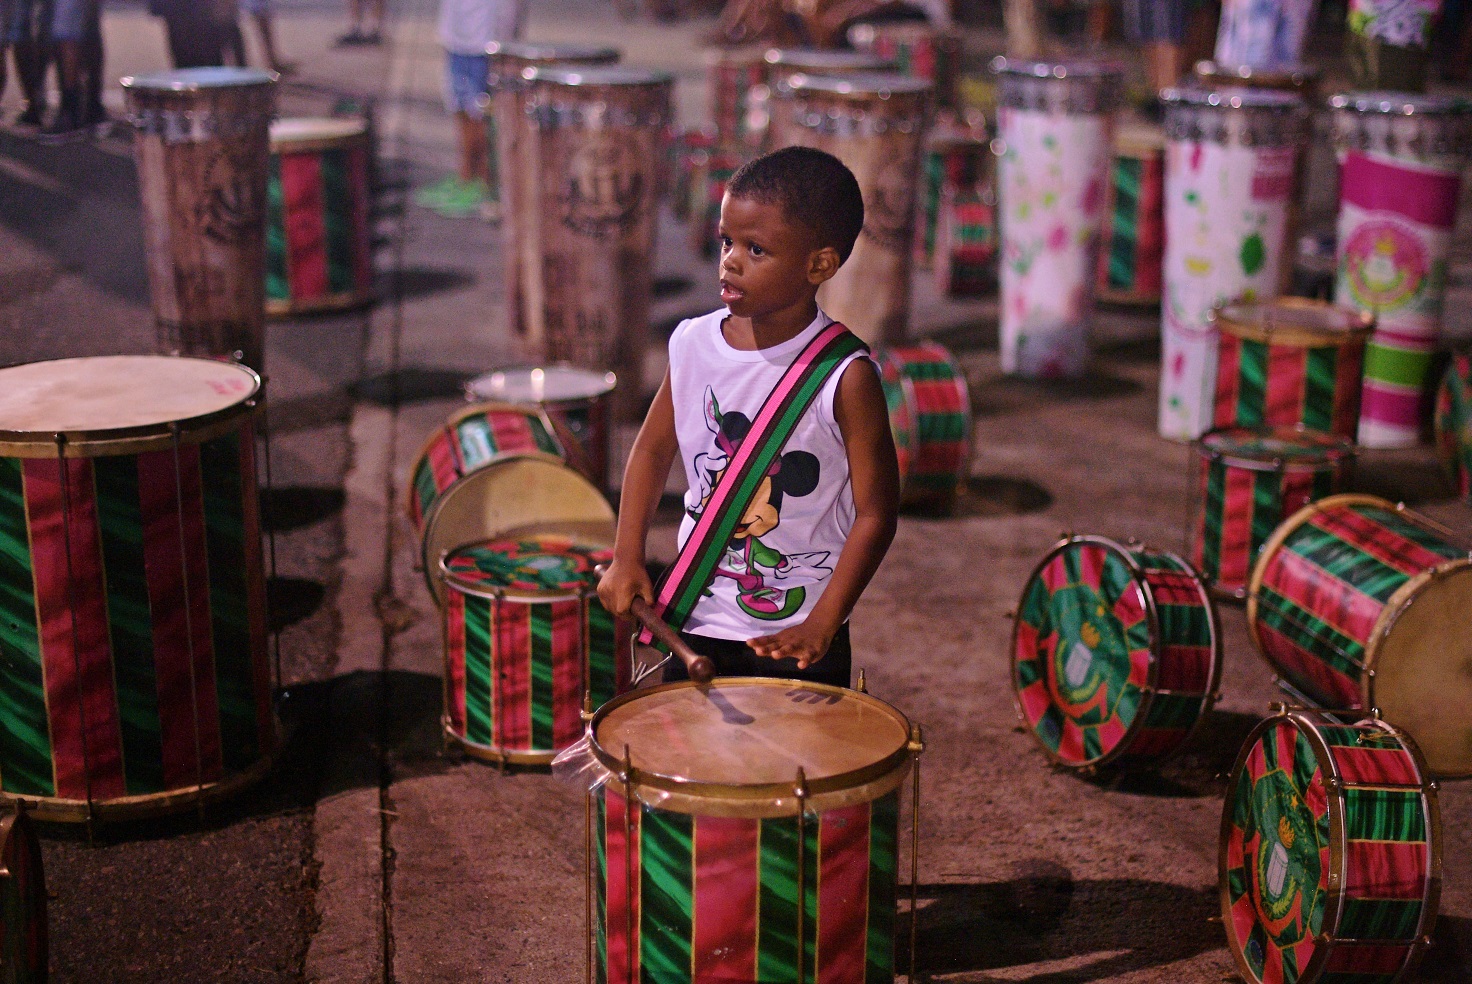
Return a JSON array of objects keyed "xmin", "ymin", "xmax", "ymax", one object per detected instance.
[{"xmin": 638, "ymin": 320, "xmax": 867, "ymax": 644}]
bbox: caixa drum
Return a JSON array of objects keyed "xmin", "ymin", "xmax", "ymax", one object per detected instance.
[
  {"xmin": 1221, "ymin": 706, "xmax": 1440, "ymax": 984},
  {"xmin": 464, "ymin": 366, "xmax": 617, "ymax": 492},
  {"xmin": 0, "ymin": 356, "xmax": 273, "ymax": 822},
  {"xmin": 706, "ymin": 46, "xmax": 769, "ymax": 152},
  {"xmin": 1013, "ymin": 536, "xmax": 1222, "ymax": 769},
  {"xmin": 875, "ymin": 341, "xmax": 973, "ymax": 513},
  {"xmin": 1097, "ymin": 123, "xmax": 1165, "ymax": 307},
  {"xmin": 0, "ymin": 809, "xmax": 46, "ymax": 980},
  {"xmin": 846, "ymin": 21, "xmax": 964, "ymax": 110},
  {"xmin": 1248, "ymin": 494, "xmax": 1472, "ymax": 777}
]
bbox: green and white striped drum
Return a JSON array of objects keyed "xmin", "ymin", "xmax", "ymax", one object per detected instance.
[
  {"xmin": 1433, "ymin": 351, "xmax": 1472, "ymax": 500},
  {"xmin": 0, "ymin": 810, "xmax": 45, "ymax": 982},
  {"xmin": 1190, "ymin": 426, "xmax": 1355, "ymax": 599},
  {"xmin": 1247, "ymin": 494, "xmax": 1472, "ymax": 777},
  {"xmin": 0, "ymin": 356, "xmax": 273, "ymax": 822},
  {"xmin": 874, "ymin": 342, "xmax": 972, "ymax": 513},
  {"xmin": 588, "ymin": 679, "xmax": 920, "ymax": 983},
  {"xmin": 1013, "ymin": 536, "xmax": 1222, "ymax": 768},
  {"xmin": 439, "ymin": 534, "xmax": 629, "ymax": 765},
  {"xmin": 1221, "ymin": 706, "xmax": 1440, "ymax": 984}
]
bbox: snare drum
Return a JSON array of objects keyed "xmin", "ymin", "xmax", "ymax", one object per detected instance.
[
  {"xmin": 707, "ymin": 46, "xmax": 769, "ymax": 152},
  {"xmin": 994, "ymin": 58, "xmax": 1123, "ymax": 379},
  {"xmin": 1248, "ymin": 494, "xmax": 1472, "ymax": 777},
  {"xmin": 587, "ymin": 679, "xmax": 920, "ymax": 983},
  {"xmin": 1160, "ymin": 87, "xmax": 1306, "ymax": 440},
  {"xmin": 919, "ymin": 127, "xmax": 992, "ymax": 271},
  {"xmin": 1212, "ymin": 298, "xmax": 1375, "ymax": 439},
  {"xmin": 1190, "ymin": 426, "xmax": 1355, "ymax": 599},
  {"xmin": 0, "ymin": 356, "xmax": 273, "ymax": 822},
  {"xmin": 265, "ymin": 117, "xmax": 374, "ymax": 317},
  {"xmin": 768, "ymin": 72, "xmax": 931, "ymax": 346},
  {"xmin": 1013, "ymin": 536, "xmax": 1222, "ymax": 769},
  {"xmin": 0, "ymin": 810, "xmax": 46, "ymax": 979},
  {"xmin": 464, "ymin": 366, "xmax": 617, "ymax": 491},
  {"xmin": 439, "ymin": 534, "xmax": 629, "ymax": 764},
  {"xmin": 1097, "ymin": 123, "xmax": 1165, "ymax": 306},
  {"xmin": 874, "ymin": 342, "xmax": 973, "ymax": 512},
  {"xmin": 122, "ymin": 68, "xmax": 277, "ymax": 373},
  {"xmin": 1434, "ymin": 351, "xmax": 1472, "ymax": 499},
  {"xmin": 1221, "ymin": 707, "xmax": 1440, "ymax": 984},
  {"xmin": 847, "ymin": 21, "xmax": 964, "ymax": 109},
  {"xmin": 934, "ymin": 195, "xmax": 997, "ymax": 297}
]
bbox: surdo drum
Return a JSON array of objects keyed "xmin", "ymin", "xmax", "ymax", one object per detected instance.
[
  {"xmin": 464, "ymin": 366, "xmax": 617, "ymax": 491},
  {"xmin": 123, "ymin": 68, "xmax": 277, "ymax": 373},
  {"xmin": 847, "ymin": 21, "xmax": 964, "ymax": 110},
  {"xmin": 0, "ymin": 356, "xmax": 273, "ymax": 822}
]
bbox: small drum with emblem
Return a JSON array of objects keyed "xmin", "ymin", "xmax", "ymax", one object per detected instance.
[
  {"xmin": 768, "ymin": 72, "xmax": 932, "ymax": 347},
  {"xmin": 1248, "ymin": 493, "xmax": 1472, "ymax": 777},
  {"xmin": 0, "ymin": 356, "xmax": 273, "ymax": 822},
  {"xmin": 464, "ymin": 366, "xmax": 617, "ymax": 491},
  {"xmin": 439, "ymin": 534, "xmax": 630, "ymax": 765},
  {"xmin": 0, "ymin": 810, "xmax": 46, "ymax": 981},
  {"xmin": 1190, "ymin": 426, "xmax": 1355, "ymax": 599},
  {"xmin": 1220, "ymin": 706, "xmax": 1440, "ymax": 984},
  {"xmin": 1097, "ymin": 122, "xmax": 1165, "ymax": 307},
  {"xmin": 1012, "ymin": 535, "xmax": 1222, "ymax": 769},
  {"xmin": 1212, "ymin": 298, "xmax": 1375, "ymax": 440},
  {"xmin": 1434, "ymin": 351, "xmax": 1472, "ymax": 500},
  {"xmin": 265, "ymin": 117, "xmax": 374, "ymax": 316},
  {"xmin": 875, "ymin": 342, "xmax": 972, "ymax": 512},
  {"xmin": 586, "ymin": 678, "xmax": 921, "ymax": 983}
]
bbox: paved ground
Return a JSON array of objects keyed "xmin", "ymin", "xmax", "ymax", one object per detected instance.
[{"xmin": 1, "ymin": 1, "xmax": 1471, "ymax": 981}]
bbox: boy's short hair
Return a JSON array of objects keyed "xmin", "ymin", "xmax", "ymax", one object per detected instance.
[{"xmin": 726, "ymin": 146, "xmax": 865, "ymax": 263}]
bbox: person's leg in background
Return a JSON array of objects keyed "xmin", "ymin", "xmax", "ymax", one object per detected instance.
[
  {"xmin": 338, "ymin": 0, "xmax": 384, "ymax": 45},
  {"xmin": 9, "ymin": 0, "xmax": 49, "ymax": 127},
  {"xmin": 41, "ymin": 0, "xmax": 88, "ymax": 135},
  {"xmin": 81, "ymin": 0, "xmax": 103, "ymax": 125},
  {"xmin": 413, "ymin": 51, "xmax": 492, "ymax": 218},
  {"xmin": 240, "ymin": 0, "xmax": 294, "ymax": 73}
]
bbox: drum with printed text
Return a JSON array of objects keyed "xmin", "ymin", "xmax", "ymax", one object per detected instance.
[
  {"xmin": 1012, "ymin": 536, "xmax": 1222, "ymax": 769},
  {"xmin": 875, "ymin": 342, "xmax": 972, "ymax": 512}
]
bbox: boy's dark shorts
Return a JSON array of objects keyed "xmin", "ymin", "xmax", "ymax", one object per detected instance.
[{"xmin": 662, "ymin": 623, "xmax": 852, "ymax": 689}]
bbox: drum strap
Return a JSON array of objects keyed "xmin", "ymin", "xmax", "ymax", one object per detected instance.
[{"xmin": 638, "ymin": 320, "xmax": 867, "ymax": 644}]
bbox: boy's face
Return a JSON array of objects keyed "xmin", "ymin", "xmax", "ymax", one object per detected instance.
[{"xmin": 717, "ymin": 193, "xmax": 837, "ymax": 324}]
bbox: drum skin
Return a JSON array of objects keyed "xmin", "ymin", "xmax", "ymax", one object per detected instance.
[
  {"xmin": 874, "ymin": 342, "xmax": 972, "ymax": 512},
  {"xmin": 0, "ymin": 811, "xmax": 46, "ymax": 983},
  {"xmin": 1247, "ymin": 493, "xmax": 1472, "ymax": 777},
  {"xmin": 1434, "ymin": 351, "xmax": 1472, "ymax": 500},
  {"xmin": 1220, "ymin": 708, "xmax": 1440, "ymax": 984},
  {"xmin": 1013, "ymin": 536, "xmax": 1221, "ymax": 769},
  {"xmin": 439, "ymin": 535, "xmax": 629, "ymax": 765},
  {"xmin": 265, "ymin": 118, "xmax": 374, "ymax": 316},
  {"xmin": 0, "ymin": 356, "xmax": 273, "ymax": 822}
]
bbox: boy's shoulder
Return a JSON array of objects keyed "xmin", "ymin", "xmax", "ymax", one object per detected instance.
[{"xmin": 668, "ymin": 308, "xmax": 726, "ymax": 355}]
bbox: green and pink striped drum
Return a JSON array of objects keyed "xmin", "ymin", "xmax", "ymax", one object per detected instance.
[
  {"xmin": 1433, "ymin": 351, "xmax": 1472, "ymax": 500},
  {"xmin": 265, "ymin": 117, "xmax": 374, "ymax": 316},
  {"xmin": 588, "ymin": 679, "xmax": 919, "ymax": 983},
  {"xmin": 0, "ymin": 810, "xmax": 46, "ymax": 982},
  {"xmin": 439, "ymin": 534, "xmax": 629, "ymax": 765},
  {"xmin": 1190, "ymin": 427, "xmax": 1355, "ymax": 599},
  {"xmin": 1220, "ymin": 706, "xmax": 1440, "ymax": 984},
  {"xmin": 1013, "ymin": 536, "xmax": 1221, "ymax": 768},
  {"xmin": 0, "ymin": 356, "xmax": 273, "ymax": 822},
  {"xmin": 1247, "ymin": 494, "xmax": 1472, "ymax": 778},
  {"xmin": 874, "ymin": 342, "xmax": 972, "ymax": 513}
]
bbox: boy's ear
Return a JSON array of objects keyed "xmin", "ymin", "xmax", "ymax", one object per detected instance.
[{"xmin": 807, "ymin": 246, "xmax": 841, "ymax": 285}]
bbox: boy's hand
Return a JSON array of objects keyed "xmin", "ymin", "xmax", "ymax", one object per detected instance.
[
  {"xmin": 597, "ymin": 559, "xmax": 653, "ymax": 620},
  {"xmin": 747, "ymin": 619, "xmax": 835, "ymax": 670}
]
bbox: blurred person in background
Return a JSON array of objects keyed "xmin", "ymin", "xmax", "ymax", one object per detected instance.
[
  {"xmin": 1, "ymin": 0, "xmax": 51, "ymax": 129},
  {"xmin": 338, "ymin": 0, "xmax": 384, "ymax": 44}
]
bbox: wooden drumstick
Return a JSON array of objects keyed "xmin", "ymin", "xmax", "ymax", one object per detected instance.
[{"xmin": 629, "ymin": 597, "xmax": 716, "ymax": 686}]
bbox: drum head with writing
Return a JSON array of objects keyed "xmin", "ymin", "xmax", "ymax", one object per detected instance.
[{"xmin": 441, "ymin": 534, "xmax": 610, "ymax": 602}]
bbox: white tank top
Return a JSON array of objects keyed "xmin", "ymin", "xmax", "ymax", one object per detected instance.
[{"xmin": 668, "ymin": 308, "xmax": 870, "ymax": 640}]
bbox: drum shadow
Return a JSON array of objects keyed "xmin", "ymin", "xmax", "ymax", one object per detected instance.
[
  {"xmin": 392, "ymin": 267, "xmax": 476, "ymax": 302},
  {"xmin": 968, "ymin": 373, "xmax": 1142, "ymax": 417},
  {"xmin": 264, "ymin": 390, "xmax": 355, "ymax": 434},
  {"xmin": 1353, "ymin": 455, "xmax": 1457, "ymax": 507},
  {"xmin": 1422, "ymin": 915, "xmax": 1472, "ymax": 982},
  {"xmin": 899, "ymin": 862, "xmax": 1221, "ymax": 979},
  {"xmin": 268, "ymin": 577, "xmax": 327, "ymax": 632},
  {"xmin": 1094, "ymin": 334, "xmax": 1161, "ymax": 364},
  {"xmin": 1079, "ymin": 710, "xmax": 1264, "ymax": 800},
  {"xmin": 909, "ymin": 475, "xmax": 1052, "ymax": 520},
  {"xmin": 262, "ymin": 486, "xmax": 345, "ymax": 532},
  {"xmin": 353, "ymin": 368, "xmax": 471, "ymax": 407},
  {"xmin": 928, "ymin": 320, "xmax": 997, "ymax": 355}
]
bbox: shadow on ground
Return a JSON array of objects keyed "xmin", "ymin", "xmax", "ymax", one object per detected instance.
[
  {"xmin": 354, "ymin": 367, "xmax": 471, "ymax": 405},
  {"xmin": 263, "ymin": 485, "xmax": 345, "ymax": 532},
  {"xmin": 1423, "ymin": 916, "xmax": 1472, "ymax": 982}
]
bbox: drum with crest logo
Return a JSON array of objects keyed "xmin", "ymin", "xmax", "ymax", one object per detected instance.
[
  {"xmin": 123, "ymin": 68, "xmax": 277, "ymax": 373},
  {"xmin": 768, "ymin": 72, "xmax": 932, "ymax": 346}
]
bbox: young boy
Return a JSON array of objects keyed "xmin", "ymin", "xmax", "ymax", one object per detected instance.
[{"xmin": 598, "ymin": 146, "xmax": 900, "ymax": 688}]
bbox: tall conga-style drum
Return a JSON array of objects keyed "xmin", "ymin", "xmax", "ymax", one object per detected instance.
[
  {"xmin": 464, "ymin": 366, "xmax": 618, "ymax": 491},
  {"xmin": 490, "ymin": 42, "xmax": 621, "ymax": 341},
  {"xmin": 1248, "ymin": 493, "xmax": 1472, "ymax": 777},
  {"xmin": 847, "ymin": 20, "xmax": 964, "ymax": 109},
  {"xmin": 0, "ymin": 810, "xmax": 46, "ymax": 981},
  {"xmin": 1221, "ymin": 707, "xmax": 1440, "ymax": 984},
  {"xmin": 1330, "ymin": 93, "xmax": 1472, "ymax": 447},
  {"xmin": 875, "ymin": 342, "xmax": 973, "ymax": 512},
  {"xmin": 1434, "ymin": 351, "xmax": 1472, "ymax": 499},
  {"xmin": 768, "ymin": 72, "xmax": 931, "ymax": 346},
  {"xmin": 1097, "ymin": 122, "xmax": 1165, "ymax": 307},
  {"xmin": 0, "ymin": 356, "xmax": 273, "ymax": 822},
  {"xmin": 1012, "ymin": 535, "xmax": 1222, "ymax": 768},
  {"xmin": 439, "ymin": 534, "xmax": 629, "ymax": 765},
  {"xmin": 584, "ymin": 679, "xmax": 922, "ymax": 983},
  {"xmin": 518, "ymin": 67, "xmax": 673, "ymax": 422},
  {"xmin": 1212, "ymin": 297, "xmax": 1375, "ymax": 439},
  {"xmin": 265, "ymin": 117, "xmax": 374, "ymax": 316},
  {"xmin": 993, "ymin": 58, "xmax": 1122, "ymax": 379},
  {"xmin": 1160, "ymin": 87, "xmax": 1305, "ymax": 441},
  {"xmin": 706, "ymin": 46, "xmax": 769, "ymax": 152},
  {"xmin": 123, "ymin": 68, "xmax": 277, "ymax": 373},
  {"xmin": 1189, "ymin": 426, "xmax": 1355, "ymax": 599}
]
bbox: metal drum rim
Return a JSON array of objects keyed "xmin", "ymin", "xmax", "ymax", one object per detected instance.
[
  {"xmin": 1161, "ymin": 85, "xmax": 1304, "ymax": 110},
  {"xmin": 1213, "ymin": 296, "xmax": 1375, "ymax": 347},
  {"xmin": 989, "ymin": 56, "xmax": 1125, "ymax": 80},
  {"xmin": 784, "ymin": 71, "xmax": 933, "ymax": 97},
  {"xmin": 438, "ymin": 532, "xmax": 611, "ymax": 603},
  {"xmin": 522, "ymin": 65, "xmax": 674, "ymax": 87},
  {"xmin": 1328, "ymin": 91, "xmax": 1472, "ymax": 116},
  {"xmin": 486, "ymin": 40, "xmax": 620, "ymax": 64},
  {"xmin": 1195, "ymin": 425, "xmax": 1357, "ymax": 472},
  {"xmin": 121, "ymin": 66, "xmax": 278, "ymax": 91}
]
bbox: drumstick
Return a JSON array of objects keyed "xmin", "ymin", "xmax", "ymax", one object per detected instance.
[{"xmin": 629, "ymin": 597, "xmax": 716, "ymax": 686}]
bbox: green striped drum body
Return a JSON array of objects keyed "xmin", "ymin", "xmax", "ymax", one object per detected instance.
[
  {"xmin": 1013, "ymin": 536, "xmax": 1220, "ymax": 768},
  {"xmin": 440, "ymin": 535, "xmax": 629, "ymax": 764},
  {"xmin": 0, "ymin": 812, "xmax": 46, "ymax": 982},
  {"xmin": 916, "ymin": 134, "xmax": 990, "ymax": 271},
  {"xmin": 1221, "ymin": 709, "xmax": 1439, "ymax": 984},
  {"xmin": 588, "ymin": 680, "xmax": 917, "ymax": 983},
  {"xmin": 874, "ymin": 342, "xmax": 972, "ymax": 512},
  {"xmin": 1096, "ymin": 126, "xmax": 1164, "ymax": 306},
  {"xmin": 1433, "ymin": 351, "xmax": 1472, "ymax": 500},
  {"xmin": 1192, "ymin": 427, "xmax": 1354, "ymax": 598}
]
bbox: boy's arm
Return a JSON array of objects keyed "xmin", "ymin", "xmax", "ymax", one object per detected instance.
[
  {"xmin": 748, "ymin": 357, "xmax": 901, "ymax": 667},
  {"xmin": 597, "ymin": 369, "xmax": 680, "ymax": 619}
]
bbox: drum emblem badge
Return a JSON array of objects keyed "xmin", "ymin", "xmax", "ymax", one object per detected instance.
[
  {"xmin": 196, "ymin": 147, "xmax": 266, "ymax": 244},
  {"xmin": 863, "ymin": 160, "xmax": 916, "ymax": 252},
  {"xmin": 561, "ymin": 139, "xmax": 644, "ymax": 238},
  {"xmin": 1341, "ymin": 220, "xmax": 1428, "ymax": 312}
]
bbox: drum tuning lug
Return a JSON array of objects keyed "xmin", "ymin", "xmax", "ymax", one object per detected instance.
[
  {"xmin": 1429, "ymin": 781, "xmax": 1440, "ymax": 793},
  {"xmin": 1269, "ymin": 701, "xmax": 1287, "ymax": 714},
  {"xmin": 793, "ymin": 767, "xmax": 810, "ymax": 800},
  {"xmin": 581, "ymin": 694, "xmax": 594, "ymax": 723},
  {"xmin": 856, "ymin": 669, "xmax": 867, "ymax": 694},
  {"xmin": 1206, "ymin": 914, "xmax": 1222, "ymax": 923},
  {"xmin": 908, "ymin": 723, "xmax": 925, "ymax": 754}
]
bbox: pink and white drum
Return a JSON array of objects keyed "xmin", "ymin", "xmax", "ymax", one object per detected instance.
[
  {"xmin": 1159, "ymin": 87, "xmax": 1306, "ymax": 440},
  {"xmin": 993, "ymin": 58, "xmax": 1122, "ymax": 379}
]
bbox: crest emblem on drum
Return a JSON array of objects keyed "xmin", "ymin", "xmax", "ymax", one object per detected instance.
[
  {"xmin": 560, "ymin": 138, "xmax": 645, "ymax": 238},
  {"xmin": 862, "ymin": 160, "xmax": 916, "ymax": 252},
  {"xmin": 1342, "ymin": 220, "xmax": 1428, "ymax": 312},
  {"xmin": 197, "ymin": 146, "xmax": 266, "ymax": 244}
]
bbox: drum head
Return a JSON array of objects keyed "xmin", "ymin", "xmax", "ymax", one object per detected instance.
[
  {"xmin": 270, "ymin": 117, "xmax": 367, "ymax": 145},
  {"xmin": 122, "ymin": 66, "xmax": 275, "ymax": 91},
  {"xmin": 764, "ymin": 49, "xmax": 895, "ymax": 74},
  {"xmin": 1372, "ymin": 562, "xmax": 1472, "ymax": 777},
  {"xmin": 0, "ymin": 356, "xmax": 259, "ymax": 445},
  {"xmin": 785, "ymin": 72, "xmax": 932, "ymax": 98},
  {"xmin": 440, "ymin": 533, "xmax": 610, "ymax": 602},
  {"xmin": 1198, "ymin": 427, "xmax": 1353, "ymax": 473},
  {"xmin": 420, "ymin": 455, "xmax": 614, "ymax": 606},
  {"xmin": 592, "ymin": 679, "xmax": 911, "ymax": 816},
  {"xmin": 465, "ymin": 366, "xmax": 616, "ymax": 405},
  {"xmin": 1215, "ymin": 298, "xmax": 1373, "ymax": 347}
]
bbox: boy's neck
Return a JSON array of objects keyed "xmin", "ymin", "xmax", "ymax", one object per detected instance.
[{"xmin": 723, "ymin": 297, "xmax": 821, "ymax": 351}]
